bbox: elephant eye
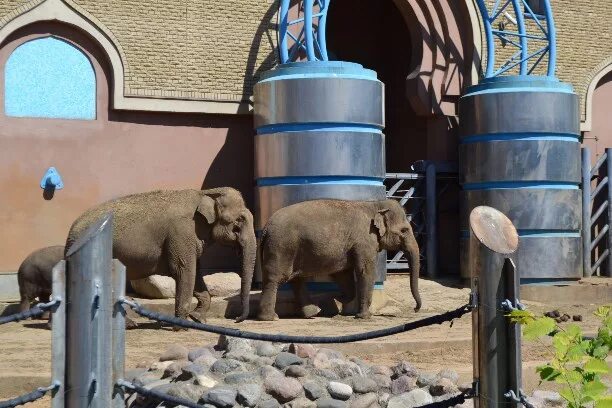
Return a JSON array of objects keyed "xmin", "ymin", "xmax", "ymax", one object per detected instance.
[{"xmin": 401, "ymin": 227, "xmax": 410, "ymax": 234}]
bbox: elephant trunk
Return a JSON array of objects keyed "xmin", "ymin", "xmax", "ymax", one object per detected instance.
[
  {"xmin": 235, "ymin": 230, "xmax": 256, "ymax": 323},
  {"xmin": 405, "ymin": 236, "xmax": 422, "ymax": 312}
]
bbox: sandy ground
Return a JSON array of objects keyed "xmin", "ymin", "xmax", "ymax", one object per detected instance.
[{"xmin": 0, "ymin": 275, "xmax": 608, "ymax": 407}]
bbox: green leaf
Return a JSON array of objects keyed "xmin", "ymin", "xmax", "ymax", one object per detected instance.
[
  {"xmin": 560, "ymin": 387, "xmax": 578, "ymax": 405},
  {"xmin": 594, "ymin": 306, "xmax": 611, "ymax": 319},
  {"xmin": 595, "ymin": 395, "xmax": 612, "ymax": 408},
  {"xmin": 557, "ymin": 369, "xmax": 583, "ymax": 385},
  {"xmin": 583, "ymin": 380, "xmax": 607, "ymax": 399},
  {"xmin": 524, "ymin": 317, "xmax": 557, "ymax": 340},
  {"xmin": 537, "ymin": 365, "xmax": 561, "ymax": 381},
  {"xmin": 584, "ymin": 358, "xmax": 610, "ymax": 374},
  {"xmin": 566, "ymin": 324, "xmax": 582, "ymax": 338},
  {"xmin": 592, "ymin": 345, "xmax": 610, "ymax": 359}
]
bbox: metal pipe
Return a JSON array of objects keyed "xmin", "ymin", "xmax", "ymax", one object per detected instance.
[
  {"xmin": 607, "ymin": 148, "xmax": 612, "ymax": 277},
  {"xmin": 303, "ymin": 0, "xmax": 316, "ymax": 61},
  {"xmin": 278, "ymin": 0, "xmax": 290, "ymax": 63},
  {"xmin": 582, "ymin": 148, "xmax": 592, "ymax": 277},
  {"xmin": 542, "ymin": 0, "xmax": 556, "ymax": 76},
  {"xmin": 426, "ymin": 163, "xmax": 437, "ymax": 278},
  {"xmin": 65, "ymin": 213, "xmax": 114, "ymax": 408},
  {"xmin": 505, "ymin": 258, "xmax": 522, "ymax": 400},
  {"xmin": 316, "ymin": 0, "xmax": 328, "ymax": 60},
  {"xmin": 51, "ymin": 260, "xmax": 66, "ymax": 408},
  {"xmin": 111, "ymin": 260, "xmax": 126, "ymax": 407}
]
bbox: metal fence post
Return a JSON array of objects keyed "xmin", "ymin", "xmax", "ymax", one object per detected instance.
[
  {"xmin": 607, "ymin": 148, "xmax": 612, "ymax": 277},
  {"xmin": 470, "ymin": 206, "xmax": 520, "ymax": 408},
  {"xmin": 65, "ymin": 213, "xmax": 114, "ymax": 408},
  {"xmin": 582, "ymin": 147, "xmax": 592, "ymax": 277},
  {"xmin": 51, "ymin": 260, "xmax": 66, "ymax": 408},
  {"xmin": 112, "ymin": 260, "xmax": 126, "ymax": 407},
  {"xmin": 426, "ymin": 163, "xmax": 437, "ymax": 278}
]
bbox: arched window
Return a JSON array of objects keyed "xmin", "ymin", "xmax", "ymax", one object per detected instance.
[{"xmin": 5, "ymin": 37, "xmax": 95, "ymax": 120}]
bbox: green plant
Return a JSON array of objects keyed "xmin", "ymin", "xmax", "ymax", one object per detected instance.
[{"xmin": 508, "ymin": 305, "xmax": 612, "ymax": 408}]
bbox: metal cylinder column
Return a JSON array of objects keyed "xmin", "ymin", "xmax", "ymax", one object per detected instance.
[
  {"xmin": 459, "ymin": 76, "xmax": 582, "ymax": 281},
  {"xmin": 253, "ymin": 61, "xmax": 386, "ymax": 289}
]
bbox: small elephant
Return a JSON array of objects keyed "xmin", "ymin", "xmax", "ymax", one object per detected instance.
[
  {"xmin": 258, "ymin": 199, "xmax": 421, "ymax": 320},
  {"xmin": 66, "ymin": 188, "xmax": 257, "ymax": 324},
  {"xmin": 17, "ymin": 245, "xmax": 63, "ymax": 322}
]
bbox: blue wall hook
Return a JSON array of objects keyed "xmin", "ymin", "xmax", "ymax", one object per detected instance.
[{"xmin": 40, "ymin": 167, "xmax": 64, "ymax": 190}]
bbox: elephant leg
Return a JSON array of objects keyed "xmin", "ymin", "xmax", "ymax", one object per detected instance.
[
  {"xmin": 331, "ymin": 270, "xmax": 356, "ymax": 305},
  {"xmin": 190, "ymin": 266, "xmax": 211, "ymax": 323},
  {"xmin": 291, "ymin": 277, "xmax": 320, "ymax": 318},
  {"xmin": 258, "ymin": 280, "xmax": 279, "ymax": 321},
  {"xmin": 354, "ymin": 252, "xmax": 375, "ymax": 319},
  {"xmin": 167, "ymin": 239, "xmax": 198, "ymax": 330}
]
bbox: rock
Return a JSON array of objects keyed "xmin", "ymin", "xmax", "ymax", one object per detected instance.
[
  {"xmin": 286, "ymin": 366, "xmax": 308, "ymax": 378},
  {"xmin": 532, "ymin": 390, "xmax": 564, "ymax": 406},
  {"xmin": 210, "ymin": 358, "xmax": 244, "ymax": 374},
  {"xmin": 436, "ymin": 369, "xmax": 459, "ymax": 384},
  {"xmin": 327, "ymin": 382, "xmax": 352, "ymax": 400},
  {"xmin": 149, "ymin": 360, "xmax": 174, "ymax": 371},
  {"xmin": 261, "ymin": 365, "xmax": 284, "ymax": 379},
  {"xmin": 237, "ymin": 383, "xmax": 263, "ymax": 407},
  {"xmin": 458, "ymin": 382, "xmax": 473, "ymax": 393},
  {"xmin": 391, "ymin": 375, "xmax": 417, "ymax": 395},
  {"xmin": 315, "ymin": 398, "xmax": 346, "ymax": 408},
  {"xmin": 163, "ymin": 361, "xmax": 190, "ymax": 379},
  {"xmin": 134, "ymin": 375, "xmax": 170, "ymax": 388},
  {"xmin": 264, "ymin": 376, "xmax": 303, "ymax": 403},
  {"xmin": 416, "ymin": 373, "xmax": 437, "ymax": 388},
  {"xmin": 572, "ymin": 315, "xmax": 583, "ymax": 321},
  {"xmin": 195, "ymin": 354, "xmax": 218, "ymax": 367},
  {"xmin": 201, "ymin": 387, "xmax": 238, "ymax": 408},
  {"xmin": 289, "ymin": 344, "xmax": 317, "ymax": 359},
  {"xmin": 204, "ymin": 272, "xmax": 241, "ymax": 297},
  {"xmin": 159, "ymin": 344, "xmax": 189, "ymax": 362},
  {"xmin": 257, "ymin": 342, "xmax": 281, "ymax": 357},
  {"xmin": 350, "ymin": 376, "xmax": 378, "ymax": 394},
  {"xmin": 217, "ymin": 335, "xmax": 254, "ymax": 353},
  {"xmin": 189, "ymin": 347, "xmax": 216, "ymax": 362},
  {"xmin": 259, "ymin": 398, "xmax": 282, "ymax": 408},
  {"xmin": 312, "ymin": 349, "xmax": 344, "ymax": 369},
  {"xmin": 131, "ymin": 275, "xmax": 175, "ymax": 299},
  {"xmin": 525, "ymin": 396, "xmax": 545, "ymax": 408},
  {"xmin": 313, "ymin": 368, "xmax": 340, "ymax": 380},
  {"xmin": 225, "ymin": 350, "xmax": 260, "ymax": 363},
  {"xmin": 352, "ymin": 393, "xmax": 379, "ymax": 408},
  {"xmin": 284, "ymin": 397, "xmax": 317, "ymax": 408},
  {"xmin": 256, "ymin": 357, "xmax": 276, "ymax": 367},
  {"xmin": 455, "ymin": 399, "xmax": 474, "ymax": 408},
  {"xmin": 391, "ymin": 361, "xmax": 418, "ymax": 379},
  {"xmin": 371, "ymin": 375, "xmax": 392, "ymax": 389},
  {"xmin": 195, "ymin": 374, "xmax": 218, "ymax": 388},
  {"xmin": 225, "ymin": 371, "xmax": 260, "ymax": 385},
  {"xmin": 348, "ymin": 357, "xmax": 372, "ymax": 374},
  {"xmin": 180, "ymin": 363, "xmax": 209, "ymax": 379},
  {"xmin": 379, "ymin": 393, "xmax": 390, "ymax": 408},
  {"xmin": 165, "ymin": 383, "xmax": 207, "ymax": 403},
  {"xmin": 429, "ymin": 378, "xmax": 458, "ymax": 397},
  {"xmin": 125, "ymin": 368, "xmax": 148, "ymax": 383},
  {"xmin": 329, "ymin": 359, "xmax": 362, "ymax": 378},
  {"xmin": 387, "ymin": 389, "xmax": 433, "ymax": 408},
  {"xmin": 303, "ymin": 381, "xmax": 326, "ymax": 400},
  {"xmin": 371, "ymin": 366, "xmax": 393, "ymax": 378},
  {"xmin": 274, "ymin": 352, "xmax": 304, "ymax": 369}
]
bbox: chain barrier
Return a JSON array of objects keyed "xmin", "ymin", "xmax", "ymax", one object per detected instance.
[
  {"xmin": 121, "ymin": 298, "xmax": 472, "ymax": 343},
  {"xmin": 0, "ymin": 382, "xmax": 59, "ymax": 408},
  {"xmin": 0, "ymin": 299, "xmax": 59, "ymax": 325},
  {"xmin": 119, "ymin": 379, "xmax": 475, "ymax": 408},
  {"xmin": 505, "ymin": 390, "xmax": 536, "ymax": 408}
]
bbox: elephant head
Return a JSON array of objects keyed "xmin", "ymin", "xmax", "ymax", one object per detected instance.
[
  {"xmin": 196, "ymin": 188, "xmax": 257, "ymax": 322},
  {"xmin": 373, "ymin": 199, "xmax": 422, "ymax": 311}
]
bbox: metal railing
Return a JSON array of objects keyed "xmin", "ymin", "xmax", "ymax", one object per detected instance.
[{"xmin": 582, "ymin": 147, "xmax": 612, "ymax": 277}]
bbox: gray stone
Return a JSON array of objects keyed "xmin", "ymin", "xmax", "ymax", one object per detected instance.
[
  {"xmin": 125, "ymin": 368, "xmax": 148, "ymax": 383},
  {"xmin": 256, "ymin": 342, "xmax": 281, "ymax": 357},
  {"xmin": 387, "ymin": 389, "xmax": 433, "ymax": 408},
  {"xmin": 135, "ymin": 377, "xmax": 171, "ymax": 389},
  {"xmin": 286, "ymin": 366, "xmax": 308, "ymax": 378},
  {"xmin": 327, "ymin": 382, "xmax": 352, "ymax": 400},
  {"xmin": 131, "ymin": 275, "xmax": 175, "ymax": 299},
  {"xmin": 225, "ymin": 371, "xmax": 260, "ymax": 385},
  {"xmin": 217, "ymin": 335, "xmax": 254, "ymax": 353},
  {"xmin": 165, "ymin": 383, "xmax": 207, "ymax": 403},
  {"xmin": 524, "ymin": 396, "xmax": 545, "ymax": 408},
  {"xmin": 210, "ymin": 358, "xmax": 244, "ymax": 374},
  {"xmin": 225, "ymin": 350, "xmax": 260, "ymax": 363},
  {"xmin": 256, "ymin": 357, "xmax": 276, "ymax": 367},
  {"xmin": 264, "ymin": 376, "xmax": 304, "ymax": 402},
  {"xmin": 315, "ymin": 398, "xmax": 346, "ymax": 408},
  {"xmin": 458, "ymin": 383, "xmax": 473, "ymax": 393},
  {"xmin": 237, "ymin": 383, "xmax": 263, "ymax": 407},
  {"xmin": 312, "ymin": 349, "xmax": 344, "ymax": 369},
  {"xmin": 195, "ymin": 354, "xmax": 218, "ymax": 367},
  {"xmin": 429, "ymin": 378, "xmax": 458, "ymax": 397},
  {"xmin": 436, "ymin": 369, "xmax": 459, "ymax": 384},
  {"xmin": 149, "ymin": 361, "xmax": 174, "ymax": 371},
  {"xmin": 416, "ymin": 373, "xmax": 437, "ymax": 388},
  {"xmin": 532, "ymin": 390, "xmax": 564, "ymax": 407},
  {"xmin": 195, "ymin": 374, "xmax": 218, "ymax": 388},
  {"xmin": 180, "ymin": 362, "xmax": 209, "ymax": 379},
  {"xmin": 259, "ymin": 398, "xmax": 282, "ymax": 408},
  {"xmin": 378, "ymin": 393, "xmax": 390, "ymax": 408},
  {"xmin": 204, "ymin": 272, "xmax": 241, "ymax": 297},
  {"xmin": 159, "ymin": 344, "xmax": 189, "ymax": 361},
  {"xmin": 391, "ymin": 362, "xmax": 418, "ymax": 379},
  {"xmin": 289, "ymin": 344, "xmax": 318, "ymax": 359},
  {"xmin": 329, "ymin": 360, "xmax": 362, "ymax": 378},
  {"xmin": 391, "ymin": 376, "xmax": 417, "ymax": 395},
  {"xmin": 284, "ymin": 397, "xmax": 317, "ymax": 408},
  {"xmin": 189, "ymin": 347, "xmax": 216, "ymax": 363},
  {"xmin": 352, "ymin": 393, "xmax": 379, "ymax": 408},
  {"xmin": 372, "ymin": 375, "xmax": 392, "ymax": 389},
  {"xmin": 371, "ymin": 366, "xmax": 393, "ymax": 378},
  {"xmin": 163, "ymin": 361, "xmax": 190, "ymax": 379},
  {"xmin": 274, "ymin": 352, "xmax": 304, "ymax": 369},
  {"xmin": 303, "ymin": 381, "xmax": 326, "ymax": 401},
  {"xmin": 350, "ymin": 376, "xmax": 378, "ymax": 394},
  {"xmin": 201, "ymin": 387, "xmax": 238, "ymax": 408},
  {"xmin": 348, "ymin": 358, "xmax": 371, "ymax": 375},
  {"xmin": 313, "ymin": 368, "xmax": 340, "ymax": 381},
  {"xmin": 260, "ymin": 365, "xmax": 284, "ymax": 379}
]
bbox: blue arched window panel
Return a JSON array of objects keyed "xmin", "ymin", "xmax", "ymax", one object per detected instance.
[{"xmin": 5, "ymin": 37, "xmax": 96, "ymax": 120}]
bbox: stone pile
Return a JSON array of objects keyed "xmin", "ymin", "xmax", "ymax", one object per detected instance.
[{"xmin": 125, "ymin": 336, "xmax": 562, "ymax": 408}]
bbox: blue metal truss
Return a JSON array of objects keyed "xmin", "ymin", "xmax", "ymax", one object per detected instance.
[
  {"xmin": 476, "ymin": 0, "xmax": 556, "ymax": 77},
  {"xmin": 278, "ymin": 0, "xmax": 329, "ymax": 64}
]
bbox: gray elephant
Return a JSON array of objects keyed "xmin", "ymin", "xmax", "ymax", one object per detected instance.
[
  {"xmin": 17, "ymin": 245, "xmax": 63, "ymax": 321},
  {"xmin": 66, "ymin": 188, "xmax": 256, "ymax": 323},
  {"xmin": 258, "ymin": 199, "xmax": 421, "ymax": 320}
]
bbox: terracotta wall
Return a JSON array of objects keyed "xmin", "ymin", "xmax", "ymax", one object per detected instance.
[
  {"xmin": 584, "ymin": 71, "xmax": 612, "ymax": 164},
  {"xmin": 0, "ymin": 23, "xmax": 254, "ymax": 272}
]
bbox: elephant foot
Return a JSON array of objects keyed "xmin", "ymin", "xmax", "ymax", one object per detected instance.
[
  {"xmin": 302, "ymin": 304, "xmax": 321, "ymax": 319},
  {"xmin": 189, "ymin": 309, "xmax": 207, "ymax": 324},
  {"xmin": 355, "ymin": 311, "xmax": 372, "ymax": 319},
  {"xmin": 125, "ymin": 317, "xmax": 139, "ymax": 329},
  {"xmin": 257, "ymin": 312, "xmax": 279, "ymax": 321}
]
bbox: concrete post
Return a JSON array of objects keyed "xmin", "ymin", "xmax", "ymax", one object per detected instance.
[
  {"xmin": 582, "ymin": 147, "xmax": 592, "ymax": 276},
  {"xmin": 426, "ymin": 163, "xmax": 437, "ymax": 278},
  {"xmin": 111, "ymin": 260, "xmax": 126, "ymax": 407},
  {"xmin": 51, "ymin": 261, "xmax": 66, "ymax": 408}
]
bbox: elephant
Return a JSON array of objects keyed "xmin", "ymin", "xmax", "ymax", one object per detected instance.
[
  {"xmin": 66, "ymin": 188, "xmax": 257, "ymax": 324},
  {"xmin": 17, "ymin": 245, "xmax": 64, "ymax": 323},
  {"xmin": 257, "ymin": 198, "xmax": 421, "ymax": 320}
]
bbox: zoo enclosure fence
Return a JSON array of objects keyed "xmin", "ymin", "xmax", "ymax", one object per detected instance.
[{"xmin": 1, "ymin": 211, "xmax": 529, "ymax": 408}]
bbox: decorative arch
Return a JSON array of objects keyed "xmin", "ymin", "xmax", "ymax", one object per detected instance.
[{"xmin": 582, "ymin": 58, "xmax": 612, "ymax": 132}]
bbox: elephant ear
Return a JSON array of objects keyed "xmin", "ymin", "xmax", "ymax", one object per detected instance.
[
  {"xmin": 196, "ymin": 195, "xmax": 217, "ymax": 224},
  {"xmin": 373, "ymin": 209, "xmax": 389, "ymax": 237}
]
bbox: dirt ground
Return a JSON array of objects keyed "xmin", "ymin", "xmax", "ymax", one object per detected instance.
[{"xmin": 0, "ymin": 275, "xmax": 608, "ymax": 407}]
